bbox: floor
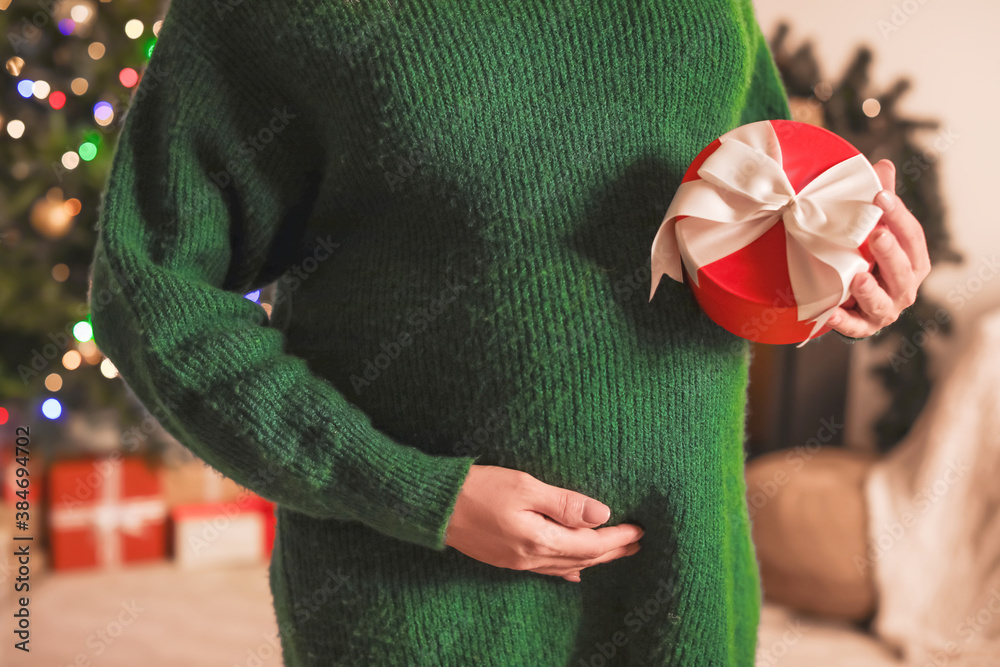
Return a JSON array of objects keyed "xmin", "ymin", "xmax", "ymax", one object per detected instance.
[{"xmin": 1, "ymin": 559, "xmax": 902, "ymax": 666}]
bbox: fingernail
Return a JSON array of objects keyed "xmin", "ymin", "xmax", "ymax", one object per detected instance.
[
  {"xmin": 583, "ymin": 501, "xmax": 611, "ymax": 524},
  {"xmin": 874, "ymin": 230, "xmax": 892, "ymax": 251},
  {"xmin": 828, "ymin": 313, "xmax": 840, "ymax": 326},
  {"xmin": 875, "ymin": 190, "xmax": 895, "ymax": 211}
]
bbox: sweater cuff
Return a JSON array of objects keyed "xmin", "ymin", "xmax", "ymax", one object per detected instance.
[{"xmin": 340, "ymin": 418, "xmax": 478, "ymax": 551}]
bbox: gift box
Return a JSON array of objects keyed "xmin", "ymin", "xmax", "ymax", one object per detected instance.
[
  {"xmin": 649, "ymin": 119, "xmax": 885, "ymax": 345},
  {"xmin": 159, "ymin": 458, "xmax": 247, "ymax": 508},
  {"xmin": 47, "ymin": 456, "xmax": 168, "ymax": 571},
  {"xmin": 171, "ymin": 498, "xmax": 271, "ymax": 569}
]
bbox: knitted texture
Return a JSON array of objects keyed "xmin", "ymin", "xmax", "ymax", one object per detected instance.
[{"xmin": 88, "ymin": 0, "xmax": 792, "ymax": 664}]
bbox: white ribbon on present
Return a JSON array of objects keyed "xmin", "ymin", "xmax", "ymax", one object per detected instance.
[
  {"xmin": 49, "ymin": 458, "xmax": 166, "ymax": 567},
  {"xmin": 649, "ymin": 120, "xmax": 884, "ymax": 346}
]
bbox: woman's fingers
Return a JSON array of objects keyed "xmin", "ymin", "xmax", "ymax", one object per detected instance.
[
  {"xmin": 530, "ymin": 541, "xmax": 643, "ymax": 579},
  {"xmin": 529, "ymin": 515, "xmax": 645, "ymax": 560}
]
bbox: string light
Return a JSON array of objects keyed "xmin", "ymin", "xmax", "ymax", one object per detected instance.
[
  {"xmin": 63, "ymin": 350, "xmax": 82, "ymax": 370},
  {"xmin": 65, "ymin": 198, "xmax": 82, "ymax": 216},
  {"xmin": 49, "ymin": 91, "xmax": 66, "ymax": 109},
  {"xmin": 152, "ymin": 20, "xmax": 163, "ymax": 36},
  {"xmin": 58, "ymin": 19, "xmax": 75, "ymax": 35},
  {"xmin": 119, "ymin": 67, "xmax": 138, "ymax": 87},
  {"xmin": 71, "ymin": 78, "xmax": 89, "ymax": 95},
  {"xmin": 73, "ymin": 320, "xmax": 93, "ymax": 342},
  {"xmin": 79, "ymin": 142, "xmax": 97, "ymax": 161},
  {"xmin": 61, "ymin": 152, "xmax": 80, "ymax": 170},
  {"xmin": 6, "ymin": 57, "xmax": 24, "ymax": 76},
  {"xmin": 79, "ymin": 340, "xmax": 101, "ymax": 364},
  {"xmin": 16, "ymin": 80, "xmax": 33, "ymax": 98},
  {"xmin": 7, "ymin": 120, "xmax": 25, "ymax": 139},
  {"xmin": 100, "ymin": 358, "xmax": 118, "ymax": 378},
  {"xmin": 42, "ymin": 398, "xmax": 63, "ymax": 420},
  {"xmin": 0, "ymin": 407, "xmax": 7, "ymax": 426},
  {"xmin": 45, "ymin": 373, "xmax": 63, "ymax": 391},
  {"xmin": 32, "ymin": 80, "xmax": 50, "ymax": 99},
  {"xmin": 124, "ymin": 19, "xmax": 144, "ymax": 39},
  {"xmin": 245, "ymin": 290, "xmax": 261, "ymax": 302},
  {"xmin": 93, "ymin": 100, "xmax": 113, "ymax": 121},
  {"xmin": 71, "ymin": 4, "xmax": 91, "ymax": 22},
  {"xmin": 862, "ymin": 98, "xmax": 881, "ymax": 118},
  {"xmin": 52, "ymin": 264, "xmax": 70, "ymax": 282},
  {"xmin": 88, "ymin": 42, "xmax": 105, "ymax": 60}
]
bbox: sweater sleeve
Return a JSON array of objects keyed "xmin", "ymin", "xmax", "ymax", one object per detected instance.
[{"xmin": 87, "ymin": 7, "xmax": 477, "ymax": 551}]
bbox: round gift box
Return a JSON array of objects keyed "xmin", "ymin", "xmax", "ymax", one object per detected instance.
[{"xmin": 676, "ymin": 119, "xmax": 883, "ymax": 345}]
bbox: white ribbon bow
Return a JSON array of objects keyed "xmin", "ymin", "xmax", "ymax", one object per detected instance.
[{"xmin": 649, "ymin": 121, "xmax": 884, "ymax": 345}]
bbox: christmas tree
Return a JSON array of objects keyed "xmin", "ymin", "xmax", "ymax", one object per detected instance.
[{"xmin": 1, "ymin": 0, "xmax": 165, "ymax": 444}]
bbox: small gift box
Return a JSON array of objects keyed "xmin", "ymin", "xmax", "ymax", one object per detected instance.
[
  {"xmin": 649, "ymin": 119, "xmax": 885, "ymax": 345},
  {"xmin": 171, "ymin": 499, "xmax": 270, "ymax": 569},
  {"xmin": 47, "ymin": 456, "xmax": 167, "ymax": 571}
]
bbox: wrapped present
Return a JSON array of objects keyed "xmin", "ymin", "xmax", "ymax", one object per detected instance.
[
  {"xmin": 171, "ymin": 499, "xmax": 270, "ymax": 569},
  {"xmin": 243, "ymin": 494, "xmax": 277, "ymax": 558},
  {"xmin": 47, "ymin": 456, "xmax": 167, "ymax": 571},
  {"xmin": 159, "ymin": 458, "xmax": 247, "ymax": 508},
  {"xmin": 649, "ymin": 119, "xmax": 885, "ymax": 345}
]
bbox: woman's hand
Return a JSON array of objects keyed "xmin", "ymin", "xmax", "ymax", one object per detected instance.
[
  {"xmin": 444, "ymin": 464, "xmax": 644, "ymax": 582},
  {"xmin": 827, "ymin": 158, "xmax": 932, "ymax": 338}
]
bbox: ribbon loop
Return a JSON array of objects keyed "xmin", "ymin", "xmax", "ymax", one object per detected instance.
[{"xmin": 649, "ymin": 120, "xmax": 883, "ymax": 345}]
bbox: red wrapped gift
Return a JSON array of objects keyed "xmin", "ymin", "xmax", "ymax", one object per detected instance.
[
  {"xmin": 48, "ymin": 456, "xmax": 167, "ymax": 570},
  {"xmin": 243, "ymin": 494, "xmax": 277, "ymax": 558},
  {"xmin": 649, "ymin": 119, "xmax": 885, "ymax": 345},
  {"xmin": 171, "ymin": 498, "xmax": 271, "ymax": 569}
]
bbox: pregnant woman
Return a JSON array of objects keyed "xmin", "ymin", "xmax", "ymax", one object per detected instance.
[{"xmin": 88, "ymin": 0, "xmax": 927, "ymax": 664}]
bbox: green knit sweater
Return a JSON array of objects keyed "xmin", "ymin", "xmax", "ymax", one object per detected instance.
[{"xmin": 88, "ymin": 0, "xmax": 792, "ymax": 664}]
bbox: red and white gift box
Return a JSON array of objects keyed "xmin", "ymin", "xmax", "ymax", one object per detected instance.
[
  {"xmin": 171, "ymin": 494, "xmax": 276, "ymax": 569},
  {"xmin": 47, "ymin": 456, "xmax": 167, "ymax": 571},
  {"xmin": 649, "ymin": 119, "xmax": 885, "ymax": 345}
]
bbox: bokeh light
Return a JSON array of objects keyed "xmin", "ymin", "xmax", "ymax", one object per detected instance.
[
  {"xmin": 119, "ymin": 67, "xmax": 138, "ymax": 88},
  {"xmin": 73, "ymin": 320, "xmax": 93, "ymax": 342},
  {"xmin": 42, "ymin": 398, "xmax": 63, "ymax": 420},
  {"xmin": 88, "ymin": 42, "xmax": 105, "ymax": 60},
  {"xmin": 79, "ymin": 142, "xmax": 97, "ymax": 161},
  {"xmin": 7, "ymin": 120, "xmax": 25, "ymax": 139},
  {"xmin": 862, "ymin": 98, "xmax": 881, "ymax": 118},
  {"xmin": 32, "ymin": 80, "xmax": 51, "ymax": 99},
  {"xmin": 49, "ymin": 91, "xmax": 67, "ymax": 110},
  {"xmin": 17, "ymin": 80, "xmax": 33, "ymax": 98},
  {"xmin": 100, "ymin": 358, "xmax": 118, "ymax": 378},
  {"xmin": 58, "ymin": 19, "xmax": 76, "ymax": 35},
  {"xmin": 52, "ymin": 263, "xmax": 70, "ymax": 282},
  {"xmin": 45, "ymin": 373, "xmax": 63, "ymax": 391},
  {"xmin": 61, "ymin": 151, "xmax": 80, "ymax": 170},
  {"xmin": 71, "ymin": 78, "xmax": 89, "ymax": 95},
  {"xmin": 6, "ymin": 57, "xmax": 24, "ymax": 76},
  {"xmin": 125, "ymin": 19, "xmax": 144, "ymax": 39},
  {"xmin": 93, "ymin": 100, "xmax": 113, "ymax": 121},
  {"xmin": 62, "ymin": 350, "xmax": 82, "ymax": 370}
]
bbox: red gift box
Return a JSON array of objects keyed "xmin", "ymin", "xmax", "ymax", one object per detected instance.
[
  {"xmin": 48, "ymin": 456, "xmax": 167, "ymax": 571},
  {"xmin": 171, "ymin": 494, "xmax": 274, "ymax": 568},
  {"xmin": 650, "ymin": 119, "xmax": 885, "ymax": 345}
]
